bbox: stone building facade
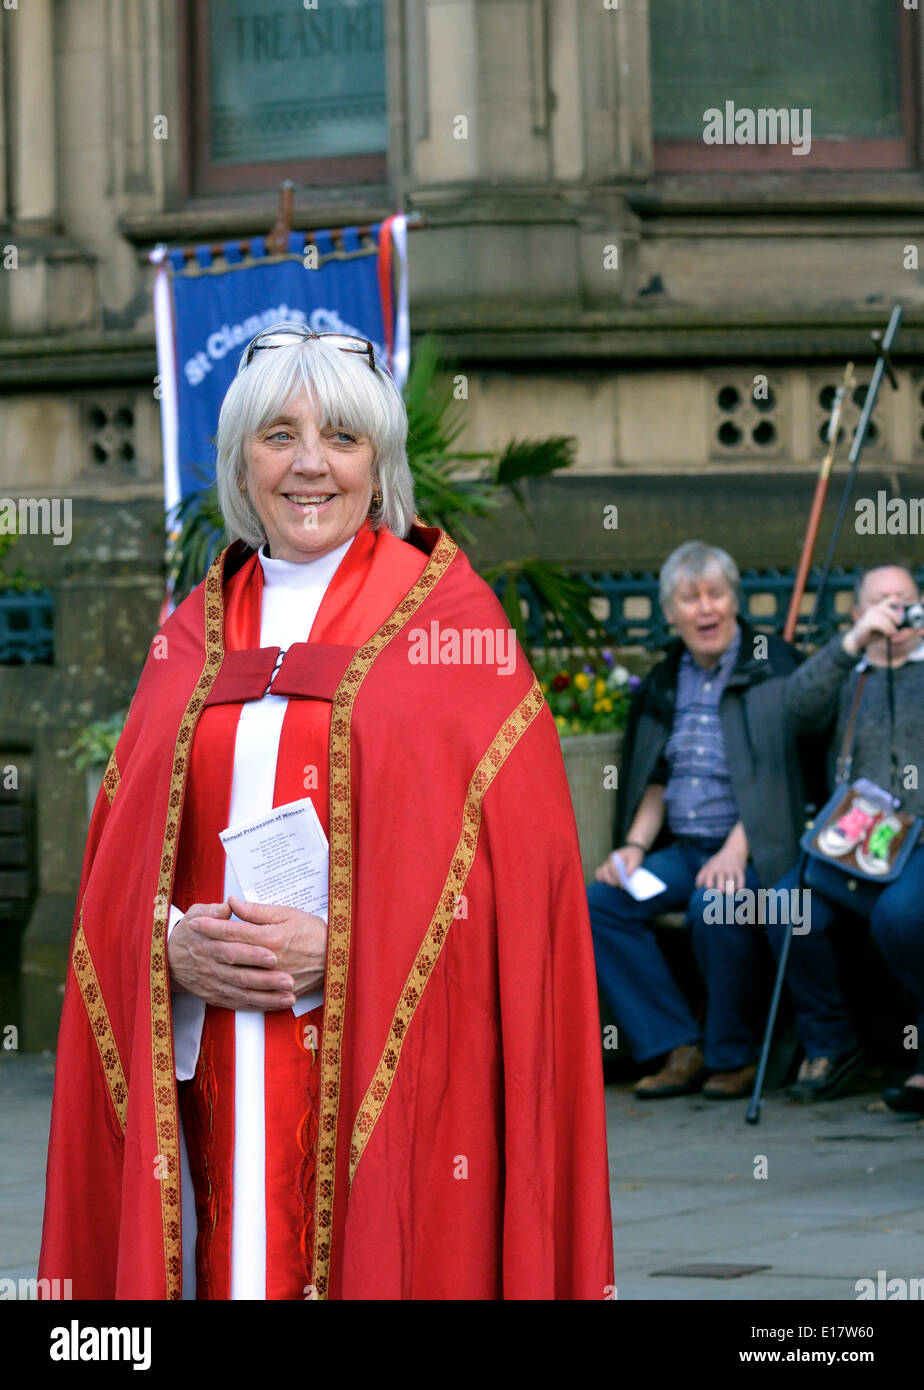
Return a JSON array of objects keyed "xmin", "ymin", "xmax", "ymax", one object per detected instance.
[{"xmin": 1, "ymin": 0, "xmax": 923, "ymax": 1045}]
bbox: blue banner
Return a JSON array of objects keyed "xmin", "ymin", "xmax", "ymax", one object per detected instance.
[{"xmin": 165, "ymin": 225, "xmax": 393, "ymax": 503}]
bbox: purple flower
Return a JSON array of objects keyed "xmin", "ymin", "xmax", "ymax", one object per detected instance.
[
  {"xmin": 582, "ymin": 663, "xmax": 595, "ymax": 675},
  {"xmin": 628, "ymin": 674, "xmax": 641, "ymax": 690},
  {"xmin": 601, "ymin": 649, "xmax": 615, "ymax": 668}
]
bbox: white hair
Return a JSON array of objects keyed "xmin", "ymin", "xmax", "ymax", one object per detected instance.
[
  {"xmin": 659, "ymin": 541, "xmax": 740, "ymax": 613},
  {"xmin": 215, "ymin": 333, "xmax": 416, "ymax": 548}
]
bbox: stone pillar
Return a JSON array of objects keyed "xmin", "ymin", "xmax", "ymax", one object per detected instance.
[
  {"xmin": 411, "ymin": 0, "xmax": 552, "ymax": 187},
  {"xmin": 574, "ymin": 0, "xmax": 652, "ymax": 183},
  {"xmin": 408, "ymin": 0, "xmax": 652, "ymax": 191},
  {"xmin": 402, "ymin": 0, "xmax": 651, "ymax": 315},
  {"xmin": 9, "ymin": 0, "xmax": 57, "ymax": 230},
  {"xmin": 0, "ymin": 15, "xmax": 9, "ymax": 226}
]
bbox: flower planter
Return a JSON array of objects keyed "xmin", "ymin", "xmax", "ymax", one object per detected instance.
[{"xmin": 560, "ymin": 730, "xmax": 623, "ymax": 884}]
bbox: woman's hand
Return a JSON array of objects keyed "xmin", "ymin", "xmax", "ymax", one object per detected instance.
[
  {"xmin": 595, "ymin": 844, "xmax": 644, "ymax": 887},
  {"xmin": 175, "ymin": 894, "xmax": 328, "ymax": 1008},
  {"xmin": 166, "ymin": 898, "xmax": 314, "ymax": 1011}
]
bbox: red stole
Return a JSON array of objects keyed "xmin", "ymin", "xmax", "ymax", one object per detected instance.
[{"xmin": 173, "ymin": 519, "xmax": 427, "ymax": 1299}]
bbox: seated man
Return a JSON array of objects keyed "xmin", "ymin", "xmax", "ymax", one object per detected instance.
[
  {"xmin": 766, "ymin": 564, "xmax": 924, "ymax": 1110},
  {"xmin": 588, "ymin": 541, "xmax": 807, "ymax": 1099}
]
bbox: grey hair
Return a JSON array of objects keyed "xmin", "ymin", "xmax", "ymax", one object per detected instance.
[
  {"xmin": 215, "ymin": 331, "xmax": 416, "ymax": 548},
  {"xmin": 659, "ymin": 541, "xmax": 740, "ymax": 613}
]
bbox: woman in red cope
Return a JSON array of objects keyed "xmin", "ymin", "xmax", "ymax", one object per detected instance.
[{"xmin": 39, "ymin": 324, "xmax": 614, "ymax": 1300}]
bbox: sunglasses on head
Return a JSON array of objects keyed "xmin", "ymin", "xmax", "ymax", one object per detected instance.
[{"xmin": 238, "ymin": 322, "xmax": 378, "ymax": 375}]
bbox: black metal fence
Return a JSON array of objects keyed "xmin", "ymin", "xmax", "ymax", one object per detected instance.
[
  {"xmin": 500, "ymin": 564, "xmax": 924, "ymax": 652},
  {"xmin": 3, "ymin": 565, "xmax": 924, "ymax": 663},
  {"xmin": 0, "ymin": 591, "xmax": 53, "ymax": 664}
]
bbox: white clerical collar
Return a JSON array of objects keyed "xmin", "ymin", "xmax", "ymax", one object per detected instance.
[{"xmin": 258, "ymin": 533, "xmax": 355, "ymax": 591}]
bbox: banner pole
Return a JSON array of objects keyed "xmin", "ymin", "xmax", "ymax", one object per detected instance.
[
  {"xmin": 265, "ymin": 180, "xmax": 296, "ymax": 256},
  {"xmin": 148, "ymin": 244, "xmax": 182, "ymax": 620}
]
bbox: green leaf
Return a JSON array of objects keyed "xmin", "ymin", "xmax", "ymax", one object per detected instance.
[
  {"xmin": 495, "ymin": 436, "xmax": 576, "ymax": 485},
  {"xmin": 483, "ymin": 559, "xmax": 607, "ymax": 661},
  {"xmin": 167, "ymin": 481, "xmax": 227, "ymax": 603}
]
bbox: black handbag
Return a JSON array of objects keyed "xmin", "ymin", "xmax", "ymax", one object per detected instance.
[{"xmin": 800, "ymin": 661, "xmax": 923, "ymax": 917}]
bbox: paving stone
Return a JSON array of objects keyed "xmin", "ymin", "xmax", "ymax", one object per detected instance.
[{"xmin": 1, "ymin": 1056, "xmax": 922, "ymax": 1301}]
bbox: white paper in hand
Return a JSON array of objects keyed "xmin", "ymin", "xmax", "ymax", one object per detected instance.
[
  {"xmin": 610, "ymin": 852, "xmax": 667, "ymax": 902},
  {"xmin": 219, "ymin": 796, "xmax": 329, "ymax": 921}
]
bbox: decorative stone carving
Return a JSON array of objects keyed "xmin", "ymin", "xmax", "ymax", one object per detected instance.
[
  {"xmin": 809, "ymin": 370, "xmax": 889, "ymax": 463},
  {"xmin": 707, "ymin": 370, "xmax": 787, "ymax": 460},
  {"xmin": 79, "ymin": 399, "xmax": 138, "ymax": 477}
]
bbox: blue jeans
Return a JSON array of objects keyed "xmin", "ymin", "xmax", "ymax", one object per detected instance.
[
  {"xmin": 588, "ymin": 838, "xmax": 765, "ymax": 1072},
  {"xmin": 764, "ymin": 847, "xmax": 924, "ymax": 1059}
]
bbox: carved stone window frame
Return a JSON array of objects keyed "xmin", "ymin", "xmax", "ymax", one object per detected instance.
[
  {"xmin": 176, "ymin": 0, "xmax": 389, "ymax": 197},
  {"xmin": 651, "ymin": 0, "xmax": 919, "ymax": 174}
]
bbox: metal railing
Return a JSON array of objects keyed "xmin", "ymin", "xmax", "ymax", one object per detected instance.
[
  {"xmin": 498, "ymin": 565, "xmax": 924, "ymax": 652},
  {"xmin": 0, "ymin": 591, "xmax": 54, "ymax": 664},
  {"xmin": 4, "ymin": 565, "xmax": 922, "ymax": 664}
]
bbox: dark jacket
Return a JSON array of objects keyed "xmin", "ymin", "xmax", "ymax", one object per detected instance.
[
  {"xmin": 614, "ymin": 619, "xmax": 818, "ymax": 888},
  {"xmin": 784, "ymin": 636, "xmax": 924, "ymax": 818}
]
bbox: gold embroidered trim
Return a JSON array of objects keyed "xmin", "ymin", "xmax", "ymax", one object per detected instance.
[
  {"xmin": 101, "ymin": 750, "xmax": 120, "ymax": 804},
  {"xmin": 151, "ymin": 554, "xmax": 226, "ymax": 1299},
  {"xmin": 312, "ymin": 527, "xmax": 459, "ymax": 1300},
  {"xmin": 73, "ymin": 910, "xmax": 128, "ymax": 1134},
  {"xmin": 347, "ymin": 677, "xmax": 545, "ymax": 1186}
]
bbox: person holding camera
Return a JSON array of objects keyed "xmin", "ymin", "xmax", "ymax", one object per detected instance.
[{"xmin": 766, "ymin": 564, "xmax": 924, "ymax": 1109}]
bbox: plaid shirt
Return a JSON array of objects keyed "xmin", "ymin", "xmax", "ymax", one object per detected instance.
[{"xmin": 662, "ymin": 627, "xmax": 742, "ymax": 842}]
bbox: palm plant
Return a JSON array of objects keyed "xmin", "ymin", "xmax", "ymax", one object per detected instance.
[
  {"xmin": 166, "ymin": 464, "xmax": 227, "ymax": 604},
  {"xmin": 167, "ymin": 333, "xmax": 605, "ymax": 658},
  {"xmin": 0, "ymin": 533, "xmax": 42, "ymax": 592}
]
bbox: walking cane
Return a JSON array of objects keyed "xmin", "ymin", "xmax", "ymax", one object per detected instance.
[{"xmin": 746, "ymin": 306, "xmax": 904, "ymax": 1124}]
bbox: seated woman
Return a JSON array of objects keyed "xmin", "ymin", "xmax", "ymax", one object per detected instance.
[
  {"xmin": 40, "ymin": 323, "xmax": 614, "ymax": 1300},
  {"xmin": 588, "ymin": 542, "xmax": 807, "ymax": 1099},
  {"xmin": 766, "ymin": 564, "xmax": 924, "ymax": 1110}
]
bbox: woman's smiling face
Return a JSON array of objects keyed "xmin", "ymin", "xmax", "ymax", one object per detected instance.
[{"xmin": 243, "ymin": 391, "xmax": 376, "ymax": 561}]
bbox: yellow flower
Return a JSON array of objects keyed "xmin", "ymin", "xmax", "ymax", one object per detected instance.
[
  {"xmin": 574, "ymin": 672, "xmax": 590, "ymax": 690},
  {"xmin": 555, "ymin": 715, "xmax": 567, "ymax": 729},
  {"xmin": 593, "ymin": 698, "xmax": 614, "ymax": 714},
  {"xmin": 540, "ymin": 681, "xmax": 548, "ymax": 693},
  {"xmin": 594, "ymin": 678, "xmax": 607, "ymax": 699}
]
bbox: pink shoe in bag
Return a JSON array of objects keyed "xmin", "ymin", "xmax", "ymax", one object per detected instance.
[{"xmin": 817, "ymin": 797, "xmax": 880, "ymax": 858}]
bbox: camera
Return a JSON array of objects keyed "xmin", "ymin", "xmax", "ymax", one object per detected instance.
[{"xmin": 897, "ymin": 601, "xmax": 924, "ymax": 630}]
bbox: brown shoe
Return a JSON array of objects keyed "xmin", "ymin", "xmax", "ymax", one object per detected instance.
[
  {"xmin": 702, "ymin": 1063, "xmax": 758, "ymax": 1100},
  {"xmin": 634, "ymin": 1045, "xmax": 706, "ymax": 1098}
]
